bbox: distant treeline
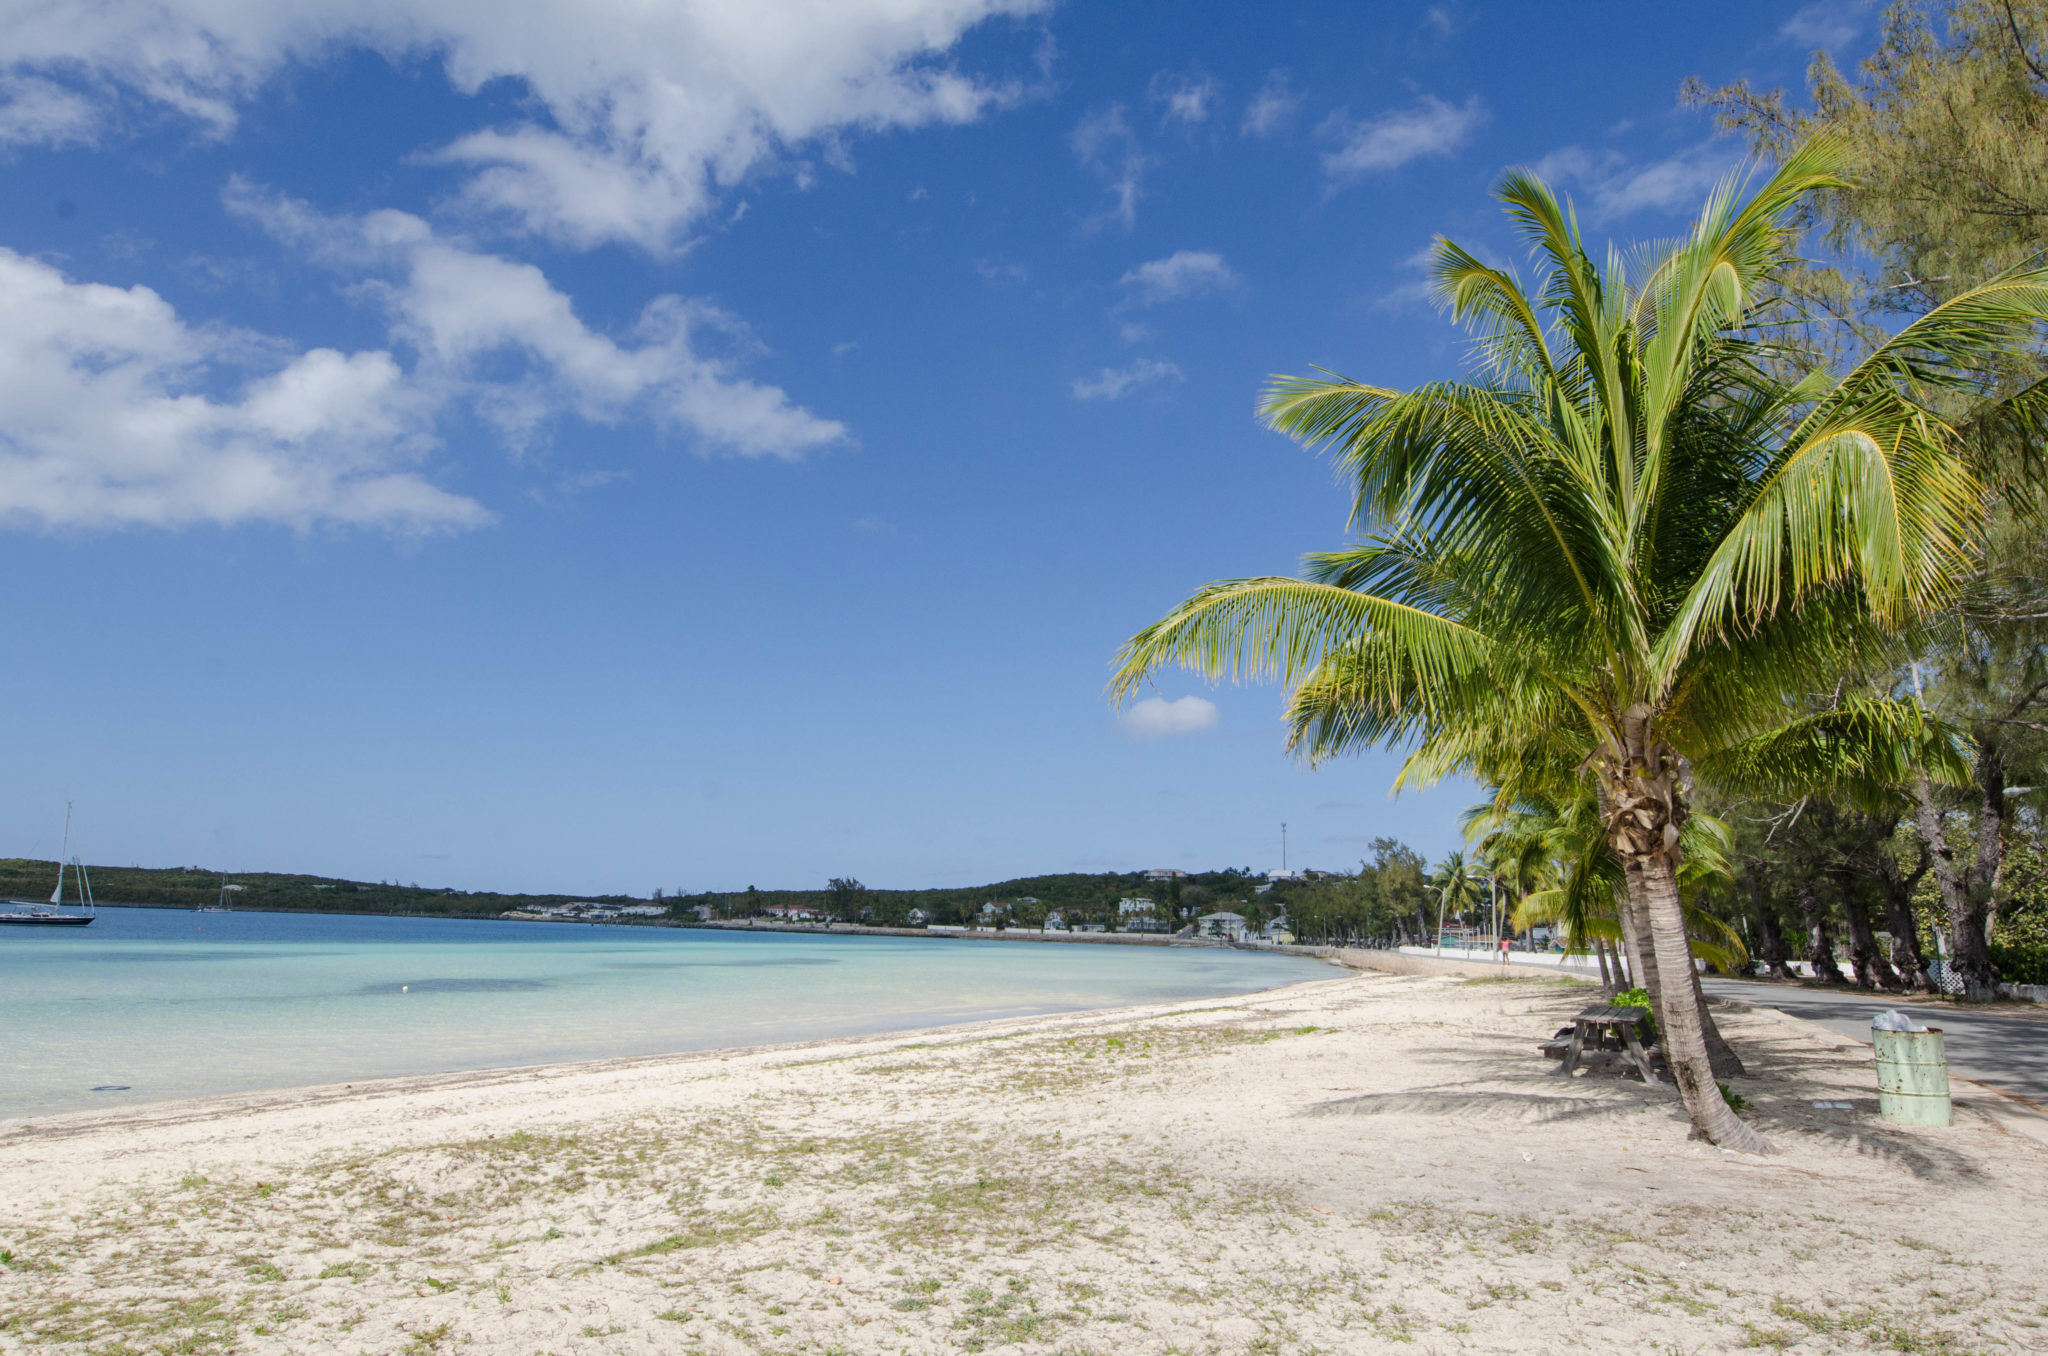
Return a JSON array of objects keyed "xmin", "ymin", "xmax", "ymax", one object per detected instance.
[
  {"xmin": 0, "ymin": 846, "xmax": 1432, "ymax": 941},
  {"xmin": 0, "ymin": 859, "xmax": 632, "ymax": 918}
]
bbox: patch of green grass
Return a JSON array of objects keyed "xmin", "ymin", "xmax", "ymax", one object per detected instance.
[
  {"xmin": 404, "ymin": 1320, "xmax": 454, "ymax": 1352},
  {"xmin": 606, "ymin": 1210, "xmax": 773, "ymax": 1263}
]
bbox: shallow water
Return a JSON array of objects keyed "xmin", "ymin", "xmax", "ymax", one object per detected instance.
[{"xmin": 0, "ymin": 907, "xmax": 1329, "ymax": 1117}]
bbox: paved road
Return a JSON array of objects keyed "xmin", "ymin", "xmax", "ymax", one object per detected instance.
[{"xmin": 1703, "ymin": 978, "xmax": 2048, "ymax": 1103}]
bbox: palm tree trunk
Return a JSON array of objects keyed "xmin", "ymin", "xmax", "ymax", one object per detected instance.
[
  {"xmin": 1636, "ymin": 851, "xmax": 1773, "ymax": 1153},
  {"xmin": 1621, "ymin": 872, "xmax": 1743, "ymax": 1076},
  {"xmin": 1683, "ymin": 956, "xmax": 1744, "ymax": 1077},
  {"xmin": 1617, "ymin": 884, "xmax": 1659, "ymax": 997},
  {"xmin": 1594, "ymin": 939, "xmax": 1615, "ymax": 994}
]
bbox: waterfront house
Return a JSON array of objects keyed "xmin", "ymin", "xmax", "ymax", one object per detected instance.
[{"xmin": 762, "ymin": 902, "xmax": 824, "ymax": 921}]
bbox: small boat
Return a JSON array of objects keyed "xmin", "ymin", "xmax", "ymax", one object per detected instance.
[
  {"xmin": 197, "ymin": 877, "xmax": 232, "ymax": 913},
  {"xmin": 1, "ymin": 805, "xmax": 96, "ymax": 927}
]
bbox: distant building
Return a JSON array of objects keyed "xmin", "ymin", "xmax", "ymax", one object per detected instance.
[
  {"xmin": 762, "ymin": 902, "xmax": 824, "ymax": 921},
  {"xmin": 1197, "ymin": 911, "xmax": 1249, "ymax": 941},
  {"xmin": 1042, "ymin": 911, "xmax": 1068, "ymax": 932},
  {"xmin": 1117, "ymin": 897, "xmax": 1156, "ymax": 915},
  {"xmin": 908, "ymin": 908, "xmax": 930, "ymax": 925},
  {"xmin": 1144, "ymin": 868, "xmax": 1188, "ymax": 881},
  {"xmin": 616, "ymin": 904, "xmax": 668, "ymax": 917}
]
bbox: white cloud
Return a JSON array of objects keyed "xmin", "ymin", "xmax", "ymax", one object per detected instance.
[
  {"xmin": 1070, "ymin": 358, "xmax": 1183, "ymax": 401},
  {"xmin": 1071, "ymin": 104, "xmax": 1150, "ymax": 231},
  {"xmin": 0, "ymin": 0, "xmax": 1045, "ymax": 251},
  {"xmin": 1780, "ymin": 1, "xmax": 1864, "ymax": 48},
  {"xmin": 0, "ymin": 247, "xmax": 486, "ymax": 532},
  {"xmin": 1531, "ymin": 141, "xmax": 1743, "ymax": 220},
  {"xmin": 1118, "ymin": 249, "xmax": 1239, "ymax": 308},
  {"xmin": 1371, "ymin": 239, "xmax": 1451, "ymax": 313},
  {"xmin": 1120, "ymin": 695, "xmax": 1218, "ymax": 740},
  {"xmin": 974, "ymin": 257, "xmax": 1030, "ymax": 285},
  {"xmin": 1323, "ymin": 95, "xmax": 1485, "ymax": 180},
  {"xmin": 1241, "ymin": 71, "xmax": 1298, "ymax": 137},
  {"xmin": 0, "ymin": 74, "xmax": 100, "ymax": 147},
  {"xmin": 1148, "ymin": 69, "xmax": 1218, "ymax": 126},
  {"xmin": 229, "ymin": 181, "xmax": 845, "ymax": 460}
]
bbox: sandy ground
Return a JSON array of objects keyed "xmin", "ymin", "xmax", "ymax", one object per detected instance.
[{"xmin": 3, "ymin": 969, "xmax": 2045, "ymax": 1355}]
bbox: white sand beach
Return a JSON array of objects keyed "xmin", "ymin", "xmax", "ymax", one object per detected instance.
[{"xmin": 3, "ymin": 969, "xmax": 2044, "ymax": 1355}]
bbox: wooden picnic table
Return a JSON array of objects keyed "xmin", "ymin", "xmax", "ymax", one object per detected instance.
[{"xmin": 1546, "ymin": 1004, "xmax": 1661, "ymax": 1084}]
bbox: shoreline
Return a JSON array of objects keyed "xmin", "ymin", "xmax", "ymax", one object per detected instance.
[
  {"xmin": 5, "ymin": 967, "xmax": 2044, "ymax": 1354},
  {"xmin": 0, "ymin": 969, "xmax": 1356, "ymax": 1142},
  {"xmin": 71, "ymin": 901, "xmax": 1243, "ymax": 947},
  {"xmin": 3, "ymin": 947, "xmax": 1347, "ymax": 1129}
]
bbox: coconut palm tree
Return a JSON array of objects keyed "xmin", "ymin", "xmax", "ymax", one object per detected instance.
[
  {"xmin": 1112, "ymin": 140, "xmax": 2031, "ymax": 1151},
  {"xmin": 1428, "ymin": 849, "xmax": 1483, "ymax": 949}
]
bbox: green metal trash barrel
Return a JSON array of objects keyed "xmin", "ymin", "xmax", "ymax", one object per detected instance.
[{"xmin": 1873, "ymin": 1027, "xmax": 1951, "ymax": 1127}]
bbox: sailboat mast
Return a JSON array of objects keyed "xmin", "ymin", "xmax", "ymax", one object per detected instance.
[{"xmin": 50, "ymin": 802, "xmax": 71, "ymax": 905}]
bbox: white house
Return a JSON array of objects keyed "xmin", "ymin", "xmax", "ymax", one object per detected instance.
[
  {"xmin": 762, "ymin": 902, "xmax": 823, "ymax": 921},
  {"xmin": 1117, "ymin": 897, "xmax": 1156, "ymax": 915},
  {"xmin": 617, "ymin": 903, "xmax": 668, "ymax": 917},
  {"xmin": 1144, "ymin": 868, "xmax": 1188, "ymax": 881}
]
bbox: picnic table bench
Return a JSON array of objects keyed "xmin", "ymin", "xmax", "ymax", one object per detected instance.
[{"xmin": 1540, "ymin": 1005, "xmax": 1662, "ymax": 1084}]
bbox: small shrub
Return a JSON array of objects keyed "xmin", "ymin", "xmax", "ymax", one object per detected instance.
[
  {"xmin": 1989, "ymin": 939, "xmax": 2048, "ymax": 986},
  {"xmin": 1719, "ymin": 1082, "xmax": 1750, "ymax": 1113},
  {"xmin": 1612, "ymin": 987, "xmax": 1656, "ymax": 1039}
]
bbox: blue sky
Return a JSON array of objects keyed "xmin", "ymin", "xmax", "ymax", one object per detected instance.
[{"xmin": 0, "ymin": 1, "xmax": 1872, "ymax": 893}]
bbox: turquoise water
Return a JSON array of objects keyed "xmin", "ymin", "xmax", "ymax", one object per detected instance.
[{"xmin": 0, "ymin": 907, "xmax": 1329, "ymax": 1117}]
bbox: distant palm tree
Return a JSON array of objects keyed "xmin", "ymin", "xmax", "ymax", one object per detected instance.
[
  {"xmin": 1428, "ymin": 849, "xmax": 1483, "ymax": 947},
  {"xmin": 1113, "ymin": 141, "xmax": 2032, "ymax": 1150},
  {"xmin": 1475, "ymin": 790, "xmax": 1747, "ymax": 983}
]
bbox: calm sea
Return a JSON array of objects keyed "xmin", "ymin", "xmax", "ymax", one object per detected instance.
[{"xmin": 0, "ymin": 907, "xmax": 1330, "ymax": 1118}]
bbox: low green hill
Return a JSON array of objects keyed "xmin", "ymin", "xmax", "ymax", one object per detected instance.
[
  {"xmin": 0, "ymin": 858, "xmax": 1286, "ymax": 928},
  {"xmin": 0, "ymin": 859, "xmax": 621, "ymax": 917}
]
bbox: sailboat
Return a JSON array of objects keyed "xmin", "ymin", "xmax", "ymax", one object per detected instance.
[
  {"xmin": 197, "ymin": 877, "xmax": 232, "ymax": 913},
  {"xmin": 2, "ymin": 805, "xmax": 97, "ymax": 927}
]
